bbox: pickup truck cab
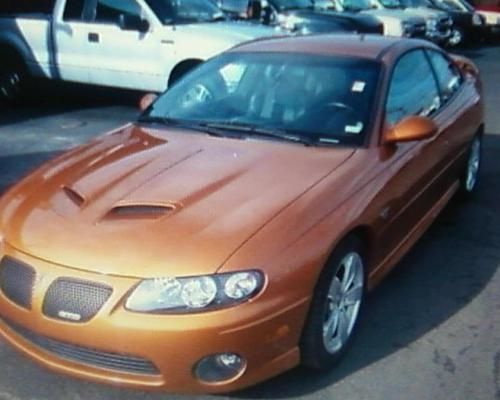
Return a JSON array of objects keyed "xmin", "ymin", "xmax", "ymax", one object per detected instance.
[
  {"xmin": 0, "ymin": 0, "xmax": 278, "ymax": 103},
  {"xmin": 332, "ymin": 0, "xmax": 428, "ymax": 37},
  {"xmin": 365, "ymin": 0, "xmax": 453, "ymax": 44}
]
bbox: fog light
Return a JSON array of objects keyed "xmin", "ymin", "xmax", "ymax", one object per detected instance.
[{"xmin": 194, "ymin": 353, "xmax": 246, "ymax": 383}]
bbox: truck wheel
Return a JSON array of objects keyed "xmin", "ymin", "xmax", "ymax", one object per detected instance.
[{"xmin": 0, "ymin": 52, "xmax": 28, "ymax": 106}]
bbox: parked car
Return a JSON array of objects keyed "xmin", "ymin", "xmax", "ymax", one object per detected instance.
[
  {"xmin": 474, "ymin": 0, "xmax": 500, "ymax": 36},
  {"xmin": 402, "ymin": 0, "xmax": 486, "ymax": 45},
  {"xmin": 219, "ymin": 0, "xmax": 384, "ymax": 35},
  {"xmin": 0, "ymin": 0, "xmax": 280, "ymax": 104},
  {"xmin": 332, "ymin": 0, "xmax": 428, "ymax": 38},
  {"xmin": 364, "ymin": 0, "xmax": 453, "ymax": 44},
  {"xmin": 0, "ymin": 34, "xmax": 484, "ymax": 393}
]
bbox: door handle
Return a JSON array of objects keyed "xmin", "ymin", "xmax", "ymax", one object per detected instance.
[{"xmin": 88, "ymin": 32, "xmax": 99, "ymax": 43}]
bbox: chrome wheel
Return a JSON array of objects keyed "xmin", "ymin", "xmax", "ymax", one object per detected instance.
[
  {"xmin": 322, "ymin": 252, "xmax": 364, "ymax": 354},
  {"xmin": 465, "ymin": 137, "xmax": 481, "ymax": 192}
]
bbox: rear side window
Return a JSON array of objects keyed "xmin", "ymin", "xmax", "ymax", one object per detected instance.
[
  {"xmin": 63, "ymin": 0, "xmax": 85, "ymax": 20},
  {"xmin": 427, "ymin": 50, "xmax": 463, "ymax": 103},
  {"xmin": 386, "ymin": 49, "xmax": 441, "ymax": 126},
  {"xmin": 95, "ymin": 0, "xmax": 142, "ymax": 23}
]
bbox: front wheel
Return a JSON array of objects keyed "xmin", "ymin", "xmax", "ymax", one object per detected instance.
[
  {"xmin": 301, "ymin": 236, "xmax": 365, "ymax": 370},
  {"xmin": 0, "ymin": 54, "xmax": 28, "ymax": 106},
  {"xmin": 459, "ymin": 134, "xmax": 482, "ymax": 198}
]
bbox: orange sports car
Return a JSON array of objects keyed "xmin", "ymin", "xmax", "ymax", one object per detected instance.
[{"xmin": 0, "ymin": 34, "xmax": 483, "ymax": 393}]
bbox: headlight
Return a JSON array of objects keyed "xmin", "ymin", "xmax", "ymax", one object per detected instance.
[
  {"xmin": 126, "ymin": 270, "xmax": 264, "ymax": 313},
  {"xmin": 472, "ymin": 13, "xmax": 483, "ymax": 26},
  {"xmin": 426, "ymin": 19, "xmax": 438, "ymax": 30}
]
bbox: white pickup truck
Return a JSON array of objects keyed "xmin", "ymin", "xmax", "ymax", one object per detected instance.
[{"xmin": 0, "ymin": 0, "xmax": 278, "ymax": 103}]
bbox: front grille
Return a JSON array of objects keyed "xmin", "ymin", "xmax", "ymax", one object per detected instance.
[
  {"xmin": 412, "ymin": 23, "xmax": 427, "ymax": 38},
  {"xmin": 0, "ymin": 257, "xmax": 36, "ymax": 309},
  {"xmin": 42, "ymin": 279, "xmax": 112, "ymax": 322},
  {"xmin": 1, "ymin": 318, "xmax": 160, "ymax": 375},
  {"xmin": 438, "ymin": 17, "xmax": 453, "ymax": 33}
]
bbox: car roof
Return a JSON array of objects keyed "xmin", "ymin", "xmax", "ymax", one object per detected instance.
[{"xmin": 229, "ymin": 34, "xmax": 431, "ymax": 61}]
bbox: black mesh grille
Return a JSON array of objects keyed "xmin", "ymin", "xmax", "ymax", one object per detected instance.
[
  {"xmin": 43, "ymin": 279, "xmax": 112, "ymax": 322},
  {"xmin": 1, "ymin": 318, "xmax": 159, "ymax": 375},
  {"xmin": 0, "ymin": 257, "xmax": 36, "ymax": 309}
]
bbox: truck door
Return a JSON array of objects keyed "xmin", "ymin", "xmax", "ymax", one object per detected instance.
[
  {"xmin": 56, "ymin": 0, "xmax": 164, "ymax": 91},
  {"xmin": 52, "ymin": 0, "xmax": 91, "ymax": 82}
]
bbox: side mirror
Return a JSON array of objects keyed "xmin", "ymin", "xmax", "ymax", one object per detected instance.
[
  {"xmin": 119, "ymin": 14, "xmax": 150, "ymax": 33},
  {"xmin": 139, "ymin": 93, "xmax": 158, "ymax": 112},
  {"xmin": 450, "ymin": 54, "xmax": 479, "ymax": 77},
  {"xmin": 384, "ymin": 115, "xmax": 438, "ymax": 144}
]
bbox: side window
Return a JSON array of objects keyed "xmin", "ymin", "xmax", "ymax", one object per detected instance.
[
  {"xmin": 427, "ymin": 50, "xmax": 462, "ymax": 103},
  {"xmin": 386, "ymin": 50, "xmax": 441, "ymax": 126},
  {"xmin": 63, "ymin": 0, "xmax": 85, "ymax": 21},
  {"xmin": 95, "ymin": 0, "xmax": 142, "ymax": 24}
]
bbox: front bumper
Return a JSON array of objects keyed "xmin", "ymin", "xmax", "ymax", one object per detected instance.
[
  {"xmin": 426, "ymin": 28, "xmax": 452, "ymax": 44},
  {"xmin": 0, "ymin": 245, "xmax": 308, "ymax": 393}
]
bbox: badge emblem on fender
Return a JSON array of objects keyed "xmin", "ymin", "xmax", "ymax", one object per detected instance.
[{"xmin": 58, "ymin": 310, "xmax": 82, "ymax": 321}]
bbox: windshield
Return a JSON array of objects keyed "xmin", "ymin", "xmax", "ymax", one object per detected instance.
[
  {"xmin": 145, "ymin": 0, "xmax": 224, "ymax": 23},
  {"xmin": 141, "ymin": 52, "xmax": 380, "ymax": 147},
  {"xmin": 337, "ymin": 0, "xmax": 375, "ymax": 11},
  {"xmin": 430, "ymin": 0, "xmax": 469, "ymax": 11},
  {"xmin": 379, "ymin": 0, "xmax": 403, "ymax": 8},
  {"xmin": 272, "ymin": 0, "xmax": 314, "ymax": 10},
  {"xmin": 400, "ymin": 0, "xmax": 432, "ymax": 7}
]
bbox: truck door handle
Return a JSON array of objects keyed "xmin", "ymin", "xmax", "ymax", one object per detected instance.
[{"xmin": 88, "ymin": 32, "xmax": 99, "ymax": 43}]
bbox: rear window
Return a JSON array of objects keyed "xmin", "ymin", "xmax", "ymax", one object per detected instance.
[{"xmin": 0, "ymin": 0, "xmax": 55, "ymax": 14}]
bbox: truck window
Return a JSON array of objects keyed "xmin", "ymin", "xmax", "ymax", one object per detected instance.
[
  {"xmin": 0, "ymin": 0, "xmax": 55, "ymax": 15},
  {"xmin": 95, "ymin": 0, "xmax": 142, "ymax": 23},
  {"xmin": 63, "ymin": 0, "xmax": 85, "ymax": 20}
]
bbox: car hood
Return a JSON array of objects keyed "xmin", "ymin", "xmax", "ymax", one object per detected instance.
[
  {"xmin": 169, "ymin": 21, "xmax": 280, "ymax": 57},
  {"xmin": 363, "ymin": 8, "xmax": 425, "ymax": 22},
  {"xmin": 403, "ymin": 7, "xmax": 447, "ymax": 18},
  {"xmin": 0, "ymin": 125, "xmax": 354, "ymax": 278}
]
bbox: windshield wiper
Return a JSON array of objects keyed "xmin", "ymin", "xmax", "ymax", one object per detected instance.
[
  {"xmin": 137, "ymin": 116, "xmax": 247, "ymax": 138},
  {"xmin": 200, "ymin": 122, "xmax": 314, "ymax": 146}
]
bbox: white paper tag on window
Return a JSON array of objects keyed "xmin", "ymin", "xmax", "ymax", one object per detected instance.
[
  {"xmin": 352, "ymin": 81, "xmax": 366, "ymax": 93},
  {"xmin": 345, "ymin": 122, "xmax": 364, "ymax": 134}
]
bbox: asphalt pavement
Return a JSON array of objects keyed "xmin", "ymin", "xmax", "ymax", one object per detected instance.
[{"xmin": 0, "ymin": 44, "xmax": 499, "ymax": 400}]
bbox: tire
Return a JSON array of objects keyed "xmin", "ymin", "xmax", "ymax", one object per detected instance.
[
  {"xmin": 301, "ymin": 235, "xmax": 366, "ymax": 370},
  {"xmin": 168, "ymin": 61, "xmax": 202, "ymax": 88},
  {"xmin": 458, "ymin": 134, "xmax": 482, "ymax": 199},
  {"xmin": 0, "ymin": 50, "xmax": 29, "ymax": 106}
]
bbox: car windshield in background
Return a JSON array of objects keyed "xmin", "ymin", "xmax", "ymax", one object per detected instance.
[
  {"xmin": 400, "ymin": 0, "xmax": 430, "ymax": 7},
  {"xmin": 273, "ymin": 0, "xmax": 315, "ymax": 11},
  {"xmin": 431, "ymin": 0, "xmax": 469, "ymax": 11},
  {"xmin": 145, "ymin": 0, "xmax": 224, "ymax": 23},
  {"xmin": 338, "ymin": 0, "xmax": 374, "ymax": 11},
  {"xmin": 142, "ymin": 52, "xmax": 380, "ymax": 147},
  {"xmin": 380, "ymin": 0, "xmax": 403, "ymax": 8}
]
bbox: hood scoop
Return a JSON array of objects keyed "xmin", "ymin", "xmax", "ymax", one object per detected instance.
[
  {"xmin": 62, "ymin": 186, "xmax": 85, "ymax": 207},
  {"xmin": 103, "ymin": 203, "xmax": 179, "ymax": 221}
]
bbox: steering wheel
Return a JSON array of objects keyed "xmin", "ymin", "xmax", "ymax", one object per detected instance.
[{"xmin": 180, "ymin": 83, "xmax": 214, "ymax": 108}]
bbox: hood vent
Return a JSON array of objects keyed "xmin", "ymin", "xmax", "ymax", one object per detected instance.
[
  {"xmin": 62, "ymin": 186, "xmax": 85, "ymax": 207},
  {"xmin": 105, "ymin": 204, "xmax": 176, "ymax": 220}
]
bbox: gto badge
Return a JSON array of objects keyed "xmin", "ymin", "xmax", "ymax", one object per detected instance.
[{"xmin": 58, "ymin": 310, "xmax": 82, "ymax": 322}]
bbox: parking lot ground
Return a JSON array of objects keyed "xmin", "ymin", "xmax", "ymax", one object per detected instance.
[{"xmin": 0, "ymin": 44, "xmax": 499, "ymax": 400}]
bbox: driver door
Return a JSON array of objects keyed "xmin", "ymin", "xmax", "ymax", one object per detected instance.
[{"xmin": 83, "ymin": 0, "xmax": 165, "ymax": 91}]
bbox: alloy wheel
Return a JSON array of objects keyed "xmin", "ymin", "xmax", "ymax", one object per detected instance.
[{"xmin": 322, "ymin": 252, "xmax": 364, "ymax": 354}]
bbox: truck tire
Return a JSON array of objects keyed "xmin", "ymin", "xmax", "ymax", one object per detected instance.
[
  {"xmin": 168, "ymin": 60, "xmax": 202, "ymax": 88},
  {"xmin": 0, "ymin": 50, "xmax": 29, "ymax": 106}
]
